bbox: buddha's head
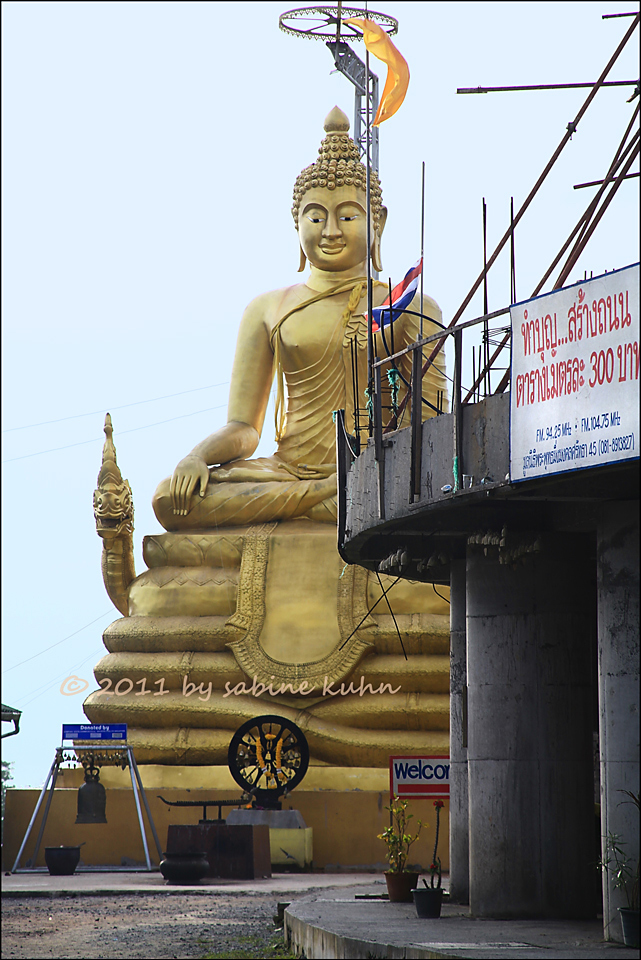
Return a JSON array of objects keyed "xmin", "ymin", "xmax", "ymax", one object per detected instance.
[{"xmin": 292, "ymin": 107, "xmax": 386, "ymax": 273}]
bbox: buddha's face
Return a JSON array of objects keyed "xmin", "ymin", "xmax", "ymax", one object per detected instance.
[{"xmin": 299, "ymin": 185, "xmax": 369, "ymax": 273}]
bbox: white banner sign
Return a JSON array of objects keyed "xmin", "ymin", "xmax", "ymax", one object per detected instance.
[{"xmin": 510, "ymin": 264, "xmax": 639, "ymax": 481}]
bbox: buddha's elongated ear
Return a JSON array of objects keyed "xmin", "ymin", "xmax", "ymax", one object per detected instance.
[
  {"xmin": 371, "ymin": 235, "xmax": 383, "ymax": 274},
  {"xmin": 298, "ymin": 244, "xmax": 307, "ymax": 273},
  {"xmin": 371, "ymin": 205, "xmax": 388, "ymax": 274}
]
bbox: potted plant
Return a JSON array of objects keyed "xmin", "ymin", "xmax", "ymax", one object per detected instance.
[
  {"xmin": 413, "ymin": 800, "xmax": 445, "ymax": 918},
  {"xmin": 599, "ymin": 790, "xmax": 639, "ymax": 948},
  {"xmin": 378, "ymin": 795, "xmax": 423, "ymax": 902}
]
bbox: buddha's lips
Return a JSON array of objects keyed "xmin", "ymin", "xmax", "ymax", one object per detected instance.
[{"xmin": 320, "ymin": 243, "xmax": 345, "ymax": 253}]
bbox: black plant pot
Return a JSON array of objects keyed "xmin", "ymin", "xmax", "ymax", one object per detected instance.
[
  {"xmin": 44, "ymin": 846, "xmax": 81, "ymax": 876},
  {"xmin": 619, "ymin": 907, "xmax": 640, "ymax": 948},
  {"xmin": 412, "ymin": 886, "xmax": 443, "ymax": 918},
  {"xmin": 159, "ymin": 852, "xmax": 209, "ymax": 885}
]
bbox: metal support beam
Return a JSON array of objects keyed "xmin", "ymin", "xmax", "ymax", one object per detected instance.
[
  {"xmin": 326, "ymin": 41, "xmax": 379, "ymax": 172},
  {"xmin": 390, "ymin": 12, "xmax": 640, "ymax": 430},
  {"xmin": 11, "ymin": 753, "xmax": 60, "ymax": 873},
  {"xmin": 453, "ymin": 330, "xmax": 463, "ymax": 492},
  {"xmin": 336, "ymin": 409, "xmax": 351, "ymax": 555},
  {"xmin": 410, "ymin": 346, "xmax": 423, "ymax": 502},
  {"xmin": 26, "ymin": 758, "xmax": 62, "ymax": 869},
  {"xmin": 11, "ymin": 744, "xmax": 162, "ymax": 873},
  {"xmin": 128, "ymin": 746, "xmax": 152, "ymax": 869},
  {"xmin": 130, "ymin": 750, "xmax": 163, "ymax": 862},
  {"xmin": 458, "ymin": 79, "xmax": 637, "ymax": 94},
  {"xmin": 373, "ymin": 359, "xmax": 385, "ymax": 519}
]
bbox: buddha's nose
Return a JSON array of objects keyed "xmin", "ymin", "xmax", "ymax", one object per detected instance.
[{"xmin": 322, "ymin": 212, "xmax": 342, "ymax": 238}]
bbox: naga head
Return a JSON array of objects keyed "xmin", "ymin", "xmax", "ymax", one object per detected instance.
[{"xmin": 93, "ymin": 414, "xmax": 134, "ymax": 540}]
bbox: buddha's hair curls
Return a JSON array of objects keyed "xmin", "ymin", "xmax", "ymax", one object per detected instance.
[{"xmin": 292, "ymin": 106, "xmax": 383, "ymax": 233}]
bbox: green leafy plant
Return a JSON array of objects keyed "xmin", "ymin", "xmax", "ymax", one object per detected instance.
[
  {"xmin": 1, "ymin": 761, "xmax": 13, "ymax": 842},
  {"xmin": 377, "ymin": 795, "xmax": 423, "ymax": 873},
  {"xmin": 199, "ymin": 932, "xmax": 296, "ymax": 959},
  {"xmin": 427, "ymin": 799, "xmax": 444, "ymax": 889},
  {"xmin": 599, "ymin": 791, "xmax": 640, "ymax": 913}
]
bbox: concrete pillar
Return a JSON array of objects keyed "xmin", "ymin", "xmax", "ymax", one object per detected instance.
[
  {"xmin": 466, "ymin": 533, "xmax": 595, "ymax": 919},
  {"xmin": 597, "ymin": 501, "xmax": 640, "ymax": 942},
  {"xmin": 449, "ymin": 558, "xmax": 469, "ymax": 903}
]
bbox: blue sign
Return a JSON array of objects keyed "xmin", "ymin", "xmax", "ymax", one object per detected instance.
[{"xmin": 62, "ymin": 723, "xmax": 127, "ymax": 741}]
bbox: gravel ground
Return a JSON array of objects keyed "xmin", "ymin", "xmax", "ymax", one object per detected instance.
[{"xmin": 1, "ymin": 893, "xmax": 294, "ymax": 960}]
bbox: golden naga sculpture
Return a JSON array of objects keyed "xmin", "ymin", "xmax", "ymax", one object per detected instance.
[
  {"xmin": 93, "ymin": 414, "xmax": 135, "ymax": 617},
  {"xmin": 85, "ymin": 107, "xmax": 451, "ymax": 769}
]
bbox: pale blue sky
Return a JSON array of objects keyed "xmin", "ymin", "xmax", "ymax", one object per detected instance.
[{"xmin": 2, "ymin": 1, "xmax": 639, "ymax": 786}]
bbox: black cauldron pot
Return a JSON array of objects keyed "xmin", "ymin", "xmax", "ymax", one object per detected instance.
[
  {"xmin": 159, "ymin": 851, "xmax": 209, "ymax": 885},
  {"xmin": 44, "ymin": 846, "xmax": 81, "ymax": 876}
]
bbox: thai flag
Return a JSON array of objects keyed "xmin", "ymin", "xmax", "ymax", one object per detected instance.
[{"xmin": 371, "ymin": 258, "xmax": 423, "ymax": 333}]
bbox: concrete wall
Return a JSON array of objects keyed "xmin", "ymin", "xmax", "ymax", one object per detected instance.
[
  {"xmin": 3, "ymin": 780, "xmax": 450, "ymax": 873},
  {"xmin": 466, "ymin": 534, "xmax": 595, "ymax": 919},
  {"xmin": 449, "ymin": 559, "xmax": 469, "ymax": 903},
  {"xmin": 597, "ymin": 501, "xmax": 640, "ymax": 941},
  {"xmin": 345, "ymin": 393, "xmax": 510, "ymax": 537},
  {"xmin": 342, "ymin": 389, "xmax": 638, "ymax": 930}
]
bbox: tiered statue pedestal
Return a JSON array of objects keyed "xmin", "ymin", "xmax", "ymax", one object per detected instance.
[{"xmin": 84, "ymin": 520, "xmax": 451, "ymax": 767}]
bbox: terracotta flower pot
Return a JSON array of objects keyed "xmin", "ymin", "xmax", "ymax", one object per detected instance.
[
  {"xmin": 44, "ymin": 846, "xmax": 81, "ymax": 876},
  {"xmin": 384, "ymin": 871, "xmax": 419, "ymax": 903},
  {"xmin": 412, "ymin": 886, "xmax": 443, "ymax": 918}
]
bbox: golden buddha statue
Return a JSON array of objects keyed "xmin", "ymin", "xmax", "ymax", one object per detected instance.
[{"xmin": 85, "ymin": 107, "xmax": 451, "ymax": 769}]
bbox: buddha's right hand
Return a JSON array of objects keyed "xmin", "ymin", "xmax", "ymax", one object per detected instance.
[{"xmin": 170, "ymin": 455, "xmax": 210, "ymax": 515}]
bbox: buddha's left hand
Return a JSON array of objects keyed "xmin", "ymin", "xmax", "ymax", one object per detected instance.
[
  {"xmin": 170, "ymin": 454, "xmax": 210, "ymax": 515},
  {"xmin": 294, "ymin": 463, "xmax": 336, "ymax": 479}
]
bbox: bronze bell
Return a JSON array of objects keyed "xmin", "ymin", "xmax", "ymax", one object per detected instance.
[{"xmin": 76, "ymin": 759, "xmax": 107, "ymax": 824}]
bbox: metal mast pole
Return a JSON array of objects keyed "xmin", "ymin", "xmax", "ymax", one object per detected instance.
[
  {"xmin": 366, "ymin": 43, "xmax": 373, "ymax": 433},
  {"xmin": 420, "ymin": 161, "xmax": 425, "ymax": 339}
]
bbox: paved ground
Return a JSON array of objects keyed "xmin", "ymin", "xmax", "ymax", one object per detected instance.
[
  {"xmin": 2, "ymin": 870, "xmax": 637, "ymax": 959},
  {"xmin": 285, "ymin": 894, "xmax": 639, "ymax": 959},
  {"xmin": 1, "ymin": 869, "xmax": 372, "ymax": 899}
]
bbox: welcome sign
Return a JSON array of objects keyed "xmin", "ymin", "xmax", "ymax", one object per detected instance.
[{"xmin": 389, "ymin": 755, "xmax": 450, "ymax": 799}]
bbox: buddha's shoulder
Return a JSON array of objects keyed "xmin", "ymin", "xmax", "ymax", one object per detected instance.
[
  {"xmin": 242, "ymin": 283, "xmax": 310, "ymax": 320},
  {"xmin": 416, "ymin": 291, "xmax": 442, "ymax": 315}
]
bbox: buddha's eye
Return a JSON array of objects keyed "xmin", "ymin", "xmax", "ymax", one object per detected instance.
[
  {"xmin": 307, "ymin": 215, "xmax": 325, "ymax": 223},
  {"xmin": 340, "ymin": 215, "xmax": 359, "ymax": 221}
]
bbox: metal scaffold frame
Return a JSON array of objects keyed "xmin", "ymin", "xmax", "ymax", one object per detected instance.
[{"xmin": 11, "ymin": 737, "xmax": 163, "ymax": 874}]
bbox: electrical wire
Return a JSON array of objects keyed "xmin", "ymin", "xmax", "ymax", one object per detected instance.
[
  {"xmin": 15, "ymin": 647, "xmax": 104, "ymax": 709},
  {"xmin": 432, "ymin": 584, "xmax": 450, "ymax": 604},
  {"xmin": 2, "ymin": 381, "xmax": 230, "ymax": 433},
  {"xmin": 338, "ymin": 577, "xmax": 401, "ymax": 650},
  {"xmin": 375, "ymin": 570, "xmax": 407, "ymax": 660},
  {"xmin": 2, "ymin": 611, "xmax": 113, "ymax": 673},
  {"xmin": 2, "ymin": 403, "xmax": 227, "ymax": 463}
]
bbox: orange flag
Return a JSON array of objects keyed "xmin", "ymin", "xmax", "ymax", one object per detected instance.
[{"xmin": 343, "ymin": 18, "xmax": 409, "ymax": 126}]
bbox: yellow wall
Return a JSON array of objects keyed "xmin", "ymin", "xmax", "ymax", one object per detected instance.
[{"xmin": 3, "ymin": 768, "xmax": 449, "ymax": 873}]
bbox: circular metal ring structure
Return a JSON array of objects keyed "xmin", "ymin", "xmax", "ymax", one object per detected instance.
[
  {"xmin": 279, "ymin": 6, "xmax": 398, "ymax": 42},
  {"xmin": 227, "ymin": 715, "xmax": 310, "ymax": 805}
]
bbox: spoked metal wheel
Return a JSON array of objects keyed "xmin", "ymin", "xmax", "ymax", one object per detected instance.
[
  {"xmin": 227, "ymin": 715, "xmax": 309, "ymax": 806},
  {"xmin": 278, "ymin": 6, "xmax": 398, "ymax": 42}
]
